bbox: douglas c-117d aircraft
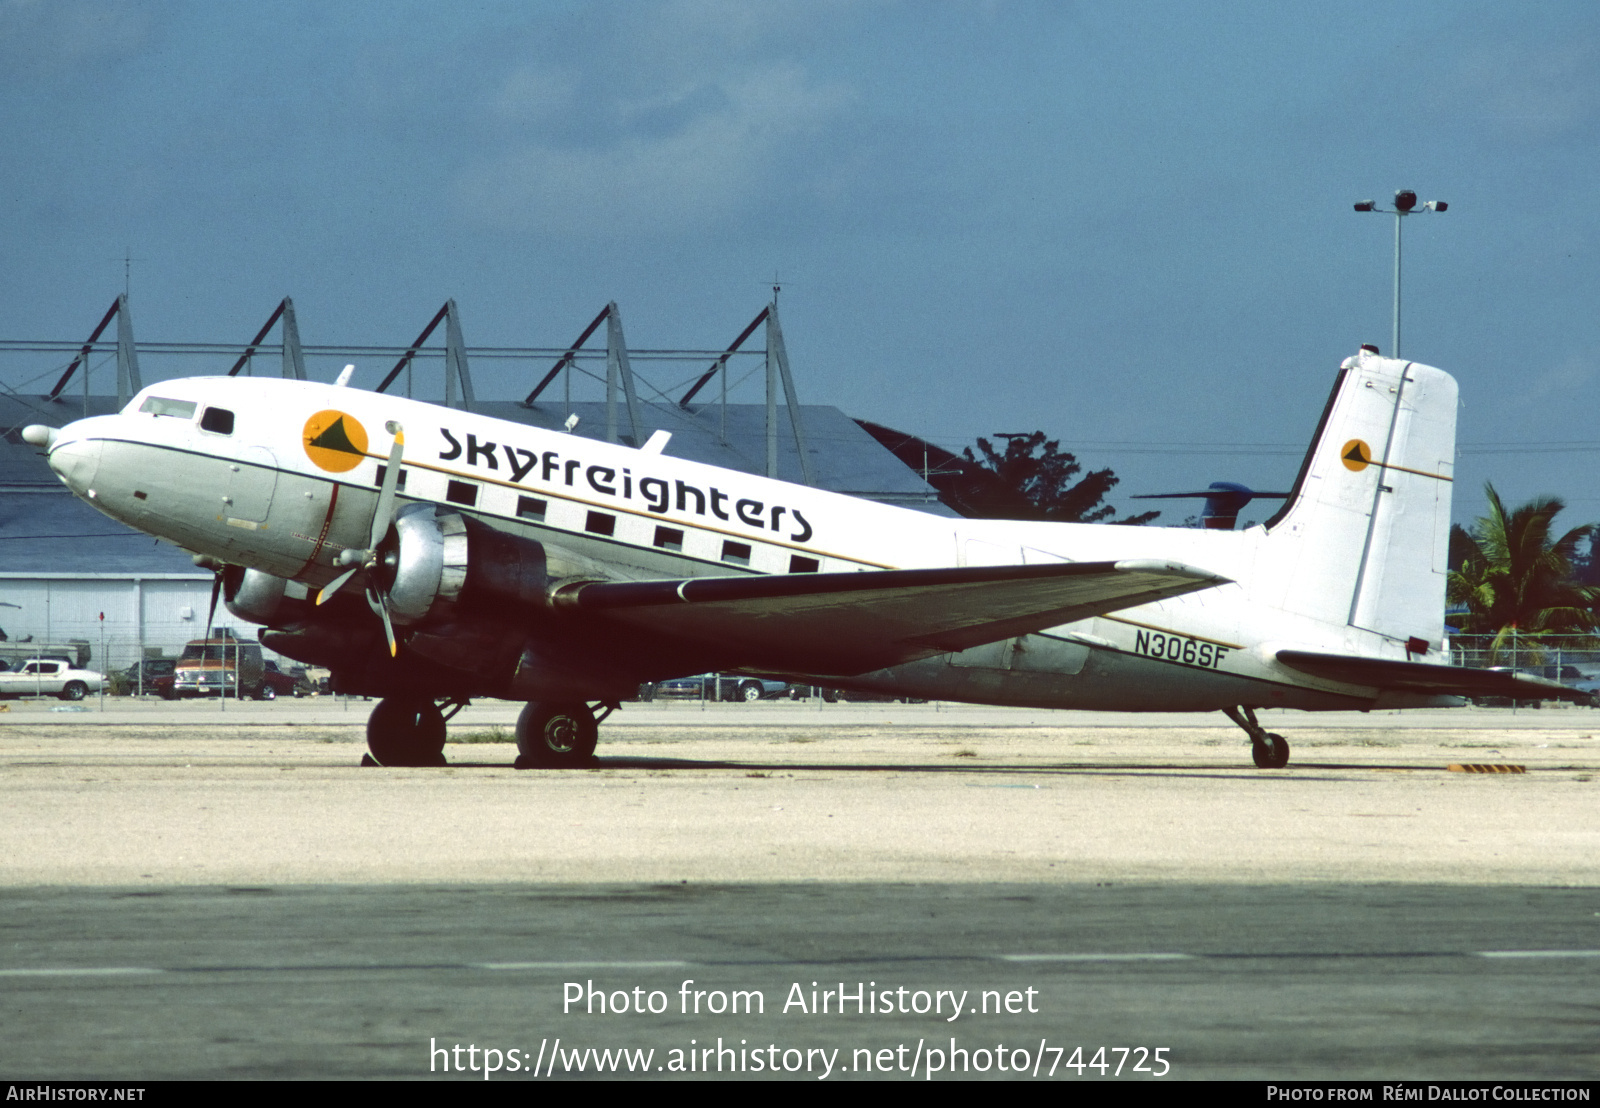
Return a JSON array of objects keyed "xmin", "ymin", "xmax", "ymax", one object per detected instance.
[{"xmin": 23, "ymin": 347, "xmax": 1580, "ymax": 768}]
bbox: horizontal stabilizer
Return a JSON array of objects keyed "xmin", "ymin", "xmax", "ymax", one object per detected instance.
[
  {"xmin": 1277, "ymin": 649, "xmax": 1589, "ymax": 703},
  {"xmin": 558, "ymin": 559, "xmax": 1229, "ymax": 676}
]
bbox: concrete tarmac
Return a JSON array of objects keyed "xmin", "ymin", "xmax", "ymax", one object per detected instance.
[{"xmin": 1, "ymin": 701, "xmax": 1596, "ymax": 1081}]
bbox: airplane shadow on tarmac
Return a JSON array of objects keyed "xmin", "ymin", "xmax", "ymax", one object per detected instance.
[{"xmin": 423, "ymin": 753, "xmax": 1433, "ymax": 781}]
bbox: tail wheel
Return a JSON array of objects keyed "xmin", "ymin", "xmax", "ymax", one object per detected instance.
[
  {"xmin": 366, "ymin": 698, "xmax": 447, "ymax": 767},
  {"xmin": 515, "ymin": 702, "xmax": 598, "ymax": 768}
]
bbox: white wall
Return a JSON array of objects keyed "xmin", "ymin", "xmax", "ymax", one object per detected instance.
[{"xmin": 0, "ymin": 574, "xmax": 267, "ymax": 671}]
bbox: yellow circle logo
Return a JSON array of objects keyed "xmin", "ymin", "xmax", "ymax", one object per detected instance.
[
  {"xmin": 303, "ymin": 410, "xmax": 369, "ymax": 473},
  {"xmin": 1340, "ymin": 438, "xmax": 1372, "ymax": 472}
]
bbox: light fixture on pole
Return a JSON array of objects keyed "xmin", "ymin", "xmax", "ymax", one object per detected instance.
[{"xmin": 1353, "ymin": 189, "xmax": 1447, "ymax": 359}]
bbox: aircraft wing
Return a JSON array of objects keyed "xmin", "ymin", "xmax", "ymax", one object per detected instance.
[
  {"xmin": 553, "ymin": 559, "xmax": 1228, "ymax": 676},
  {"xmin": 1276, "ymin": 650, "xmax": 1590, "ymax": 703}
]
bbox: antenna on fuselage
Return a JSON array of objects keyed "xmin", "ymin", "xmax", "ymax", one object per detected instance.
[{"xmin": 334, "ymin": 364, "xmax": 355, "ymax": 388}]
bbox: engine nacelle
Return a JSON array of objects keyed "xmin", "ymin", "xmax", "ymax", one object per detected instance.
[
  {"xmin": 224, "ymin": 566, "xmax": 312, "ymax": 626},
  {"xmin": 375, "ymin": 504, "xmax": 604, "ymax": 627}
]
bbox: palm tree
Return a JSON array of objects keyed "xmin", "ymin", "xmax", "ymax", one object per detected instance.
[{"xmin": 1447, "ymin": 483, "xmax": 1600, "ymax": 663}]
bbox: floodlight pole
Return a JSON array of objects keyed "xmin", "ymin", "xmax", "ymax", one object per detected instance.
[
  {"xmin": 1353, "ymin": 190, "xmax": 1447, "ymax": 360},
  {"xmin": 1393, "ymin": 210, "xmax": 1403, "ymax": 358}
]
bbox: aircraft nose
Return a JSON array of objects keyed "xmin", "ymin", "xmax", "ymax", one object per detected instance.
[{"xmin": 47, "ymin": 435, "xmax": 102, "ymax": 495}]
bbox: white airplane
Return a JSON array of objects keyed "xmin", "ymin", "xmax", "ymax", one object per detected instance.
[{"xmin": 22, "ymin": 346, "xmax": 1578, "ymax": 769}]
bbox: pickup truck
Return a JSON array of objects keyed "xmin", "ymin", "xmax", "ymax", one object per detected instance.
[{"xmin": 0, "ymin": 658, "xmax": 106, "ymax": 700}]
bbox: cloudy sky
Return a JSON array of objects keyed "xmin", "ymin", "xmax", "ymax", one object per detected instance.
[{"xmin": 3, "ymin": 0, "xmax": 1598, "ymax": 528}]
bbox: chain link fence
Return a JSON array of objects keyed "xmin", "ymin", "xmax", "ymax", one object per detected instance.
[
  {"xmin": 0, "ymin": 632, "xmax": 317, "ymax": 700},
  {"xmin": 1448, "ymin": 634, "xmax": 1600, "ymax": 677}
]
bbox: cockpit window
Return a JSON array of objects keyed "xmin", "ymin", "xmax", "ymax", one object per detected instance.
[
  {"xmin": 200, "ymin": 407, "xmax": 235, "ymax": 435},
  {"xmin": 139, "ymin": 397, "xmax": 198, "ymax": 419}
]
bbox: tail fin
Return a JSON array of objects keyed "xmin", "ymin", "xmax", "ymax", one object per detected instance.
[{"xmin": 1256, "ymin": 348, "xmax": 1457, "ymax": 651}]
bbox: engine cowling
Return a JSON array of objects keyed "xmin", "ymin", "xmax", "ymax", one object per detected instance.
[
  {"xmin": 224, "ymin": 566, "xmax": 312, "ymax": 626},
  {"xmin": 371, "ymin": 504, "xmax": 604, "ymax": 626},
  {"xmin": 380, "ymin": 503, "xmax": 469, "ymax": 624}
]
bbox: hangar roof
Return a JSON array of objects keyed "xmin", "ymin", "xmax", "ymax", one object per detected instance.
[{"xmin": 0, "ymin": 489, "xmax": 204, "ymax": 576}]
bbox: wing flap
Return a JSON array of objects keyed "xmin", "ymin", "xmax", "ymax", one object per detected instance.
[
  {"xmin": 1276, "ymin": 649, "xmax": 1589, "ymax": 703},
  {"xmin": 556, "ymin": 559, "xmax": 1228, "ymax": 676}
]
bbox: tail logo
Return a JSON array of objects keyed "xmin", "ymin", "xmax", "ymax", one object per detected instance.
[
  {"xmin": 1340, "ymin": 439, "xmax": 1372, "ymax": 472},
  {"xmin": 303, "ymin": 410, "xmax": 370, "ymax": 473}
]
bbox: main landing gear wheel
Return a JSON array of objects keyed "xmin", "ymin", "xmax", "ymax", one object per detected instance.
[
  {"xmin": 1251, "ymin": 732, "xmax": 1290, "ymax": 769},
  {"xmin": 1223, "ymin": 705, "xmax": 1291, "ymax": 769},
  {"xmin": 366, "ymin": 698, "xmax": 448, "ymax": 767},
  {"xmin": 514, "ymin": 701, "xmax": 599, "ymax": 769}
]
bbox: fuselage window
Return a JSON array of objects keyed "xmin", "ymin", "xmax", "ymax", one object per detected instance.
[
  {"xmin": 375, "ymin": 466, "xmax": 407, "ymax": 491},
  {"xmin": 585, "ymin": 511, "xmax": 616, "ymax": 537},
  {"xmin": 199, "ymin": 407, "xmax": 235, "ymax": 435},
  {"xmin": 788, "ymin": 555, "xmax": 819, "ymax": 574},
  {"xmin": 653, "ymin": 526, "xmax": 684, "ymax": 552},
  {"xmin": 139, "ymin": 397, "xmax": 197, "ymax": 419},
  {"xmin": 516, "ymin": 496, "xmax": 547, "ymax": 522},
  {"xmin": 446, "ymin": 480, "xmax": 478, "ymax": 507},
  {"xmin": 721, "ymin": 540, "xmax": 751, "ymax": 567}
]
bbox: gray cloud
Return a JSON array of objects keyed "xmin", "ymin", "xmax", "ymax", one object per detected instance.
[{"xmin": 455, "ymin": 60, "xmax": 855, "ymax": 237}]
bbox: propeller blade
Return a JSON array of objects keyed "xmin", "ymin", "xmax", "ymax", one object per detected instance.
[
  {"xmin": 369, "ymin": 421, "xmax": 405, "ymax": 551},
  {"xmin": 205, "ymin": 570, "xmax": 223, "ymax": 635},
  {"xmin": 367, "ymin": 584, "xmax": 398, "ymax": 657},
  {"xmin": 317, "ymin": 565, "xmax": 359, "ymax": 606},
  {"xmin": 315, "ymin": 422, "xmax": 405, "ymax": 636}
]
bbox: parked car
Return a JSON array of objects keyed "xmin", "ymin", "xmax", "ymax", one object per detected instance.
[
  {"xmin": 258, "ymin": 661, "xmax": 305, "ymax": 700},
  {"xmin": 1548, "ymin": 665, "xmax": 1600, "ymax": 706},
  {"xmin": 299, "ymin": 666, "xmax": 332, "ymax": 695},
  {"xmin": 122, "ymin": 658, "xmax": 177, "ymax": 699},
  {"xmin": 0, "ymin": 658, "xmax": 106, "ymax": 700},
  {"xmin": 655, "ymin": 674, "xmax": 794, "ymax": 702},
  {"xmin": 282, "ymin": 664, "xmax": 319, "ymax": 697},
  {"xmin": 729, "ymin": 677, "xmax": 793, "ymax": 702}
]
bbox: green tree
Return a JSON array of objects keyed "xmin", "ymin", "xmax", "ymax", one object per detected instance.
[
  {"xmin": 1446, "ymin": 483, "xmax": 1600, "ymax": 661},
  {"xmin": 959, "ymin": 432, "xmax": 1160, "ymax": 525},
  {"xmin": 853, "ymin": 421, "xmax": 1157, "ymax": 524}
]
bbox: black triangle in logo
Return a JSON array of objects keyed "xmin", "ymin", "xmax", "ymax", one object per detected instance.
[
  {"xmin": 308, "ymin": 417, "xmax": 362, "ymax": 455},
  {"xmin": 1344, "ymin": 443, "xmax": 1369, "ymax": 464}
]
